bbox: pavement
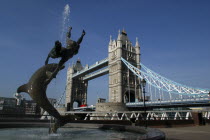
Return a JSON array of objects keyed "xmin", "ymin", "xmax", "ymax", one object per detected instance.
[{"xmin": 159, "ymin": 125, "xmax": 210, "ymax": 140}]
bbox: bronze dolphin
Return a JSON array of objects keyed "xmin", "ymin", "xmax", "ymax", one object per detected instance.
[{"xmin": 17, "ymin": 64, "xmax": 73, "ymax": 132}]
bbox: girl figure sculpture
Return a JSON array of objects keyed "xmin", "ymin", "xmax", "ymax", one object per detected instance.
[{"xmin": 45, "ymin": 27, "xmax": 86, "ymax": 85}]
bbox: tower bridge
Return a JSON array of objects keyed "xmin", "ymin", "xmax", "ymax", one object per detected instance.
[{"xmin": 65, "ymin": 30, "xmax": 210, "ymax": 111}]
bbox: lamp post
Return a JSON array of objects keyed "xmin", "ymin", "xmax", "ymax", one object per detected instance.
[{"xmin": 141, "ymin": 78, "xmax": 147, "ymax": 128}]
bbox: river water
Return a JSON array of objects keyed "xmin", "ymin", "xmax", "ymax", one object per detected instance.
[{"xmin": 0, "ymin": 128, "xmax": 144, "ymax": 140}]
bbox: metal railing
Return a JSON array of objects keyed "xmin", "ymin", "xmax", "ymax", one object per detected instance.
[
  {"xmin": 64, "ymin": 110, "xmax": 210, "ymax": 121},
  {"xmin": 126, "ymin": 97, "xmax": 210, "ymax": 106}
]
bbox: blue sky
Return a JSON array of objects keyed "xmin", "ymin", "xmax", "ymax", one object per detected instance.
[{"xmin": 0, "ymin": 0, "xmax": 210, "ymax": 105}]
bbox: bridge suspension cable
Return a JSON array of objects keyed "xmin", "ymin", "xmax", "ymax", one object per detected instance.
[{"xmin": 121, "ymin": 57, "xmax": 209, "ymax": 97}]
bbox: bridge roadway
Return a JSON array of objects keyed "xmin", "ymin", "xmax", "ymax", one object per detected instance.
[
  {"xmin": 126, "ymin": 97, "xmax": 210, "ymax": 109},
  {"xmin": 71, "ymin": 98, "xmax": 210, "ymax": 111}
]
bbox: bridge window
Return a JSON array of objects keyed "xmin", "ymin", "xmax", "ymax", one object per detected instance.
[{"xmin": 113, "ymin": 90, "xmax": 118, "ymax": 102}]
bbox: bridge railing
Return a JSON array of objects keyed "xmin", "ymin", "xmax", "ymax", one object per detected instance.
[
  {"xmin": 98, "ymin": 57, "xmax": 108, "ymax": 64},
  {"xmin": 126, "ymin": 97, "xmax": 210, "ymax": 106},
  {"xmin": 65, "ymin": 110, "xmax": 210, "ymax": 121},
  {"xmin": 87, "ymin": 58, "xmax": 108, "ymax": 70}
]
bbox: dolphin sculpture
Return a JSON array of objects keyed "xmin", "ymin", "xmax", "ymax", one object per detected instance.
[{"xmin": 17, "ymin": 63, "xmax": 74, "ymax": 133}]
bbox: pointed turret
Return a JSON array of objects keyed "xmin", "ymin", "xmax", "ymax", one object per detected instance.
[
  {"xmin": 122, "ymin": 28, "xmax": 127, "ymax": 36},
  {"xmin": 135, "ymin": 37, "xmax": 140, "ymax": 69},
  {"xmin": 117, "ymin": 29, "xmax": 122, "ymax": 48},
  {"xmin": 109, "ymin": 35, "xmax": 112, "ymax": 45},
  {"xmin": 108, "ymin": 35, "xmax": 112, "ymax": 52},
  {"xmin": 73, "ymin": 58, "xmax": 83, "ymax": 71},
  {"xmin": 117, "ymin": 29, "xmax": 121, "ymax": 40},
  {"xmin": 135, "ymin": 37, "xmax": 140, "ymax": 47},
  {"xmin": 77, "ymin": 58, "xmax": 81, "ymax": 63}
]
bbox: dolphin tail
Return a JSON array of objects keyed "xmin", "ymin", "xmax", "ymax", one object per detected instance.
[
  {"xmin": 58, "ymin": 114, "xmax": 77, "ymax": 128},
  {"xmin": 17, "ymin": 84, "xmax": 28, "ymax": 93},
  {"xmin": 60, "ymin": 114, "xmax": 76, "ymax": 125},
  {"xmin": 49, "ymin": 114, "xmax": 76, "ymax": 133}
]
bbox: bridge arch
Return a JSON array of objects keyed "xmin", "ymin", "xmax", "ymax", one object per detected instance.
[
  {"xmin": 124, "ymin": 90, "xmax": 136, "ymax": 103},
  {"xmin": 73, "ymin": 100, "xmax": 82, "ymax": 108}
]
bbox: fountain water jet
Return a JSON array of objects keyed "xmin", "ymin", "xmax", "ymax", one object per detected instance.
[{"xmin": 60, "ymin": 4, "xmax": 70, "ymax": 45}]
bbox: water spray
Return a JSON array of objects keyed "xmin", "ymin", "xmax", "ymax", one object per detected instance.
[{"xmin": 60, "ymin": 4, "xmax": 70, "ymax": 46}]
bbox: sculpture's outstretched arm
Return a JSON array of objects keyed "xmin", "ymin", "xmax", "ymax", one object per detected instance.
[{"xmin": 77, "ymin": 30, "xmax": 86, "ymax": 45}]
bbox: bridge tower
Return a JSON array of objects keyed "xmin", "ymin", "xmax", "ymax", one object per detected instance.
[
  {"xmin": 65, "ymin": 29, "xmax": 142, "ymax": 111},
  {"xmin": 108, "ymin": 29, "xmax": 142, "ymax": 103},
  {"xmin": 65, "ymin": 59, "xmax": 88, "ymax": 111}
]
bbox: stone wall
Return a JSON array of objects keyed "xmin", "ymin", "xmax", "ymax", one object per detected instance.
[{"xmin": 96, "ymin": 102, "xmax": 128, "ymax": 112}]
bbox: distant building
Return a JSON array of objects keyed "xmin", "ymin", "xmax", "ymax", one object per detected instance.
[
  {"xmin": 0, "ymin": 97, "xmax": 25, "ymax": 115},
  {"xmin": 0, "ymin": 97, "xmax": 56, "ymax": 116},
  {"xmin": 24, "ymin": 100, "xmax": 40, "ymax": 115}
]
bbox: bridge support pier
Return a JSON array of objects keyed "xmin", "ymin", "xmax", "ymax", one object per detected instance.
[
  {"xmin": 65, "ymin": 59, "xmax": 88, "ymax": 111},
  {"xmin": 192, "ymin": 111, "xmax": 206, "ymax": 125},
  {"xmin": 96, "ymin": 102, "xmax": 128, "ymax": 112}
]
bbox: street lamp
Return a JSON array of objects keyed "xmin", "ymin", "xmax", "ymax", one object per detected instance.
[{"xmin": 141, "ymin": 78, "xmax": 147, "ymax": 128}]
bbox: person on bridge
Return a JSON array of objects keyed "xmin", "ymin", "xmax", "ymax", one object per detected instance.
[{"xmin": 44, "ymin": 27, "xmax": 86, "ymax": 85}]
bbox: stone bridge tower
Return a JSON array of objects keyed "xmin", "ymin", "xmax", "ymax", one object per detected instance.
[
  {"xmin": 65, "ymin": 59, "xmax": 88, "ymax": 111},
  {"xmin": 108, "ymin": 30, "xmax": 142, "ymax": 103}
]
